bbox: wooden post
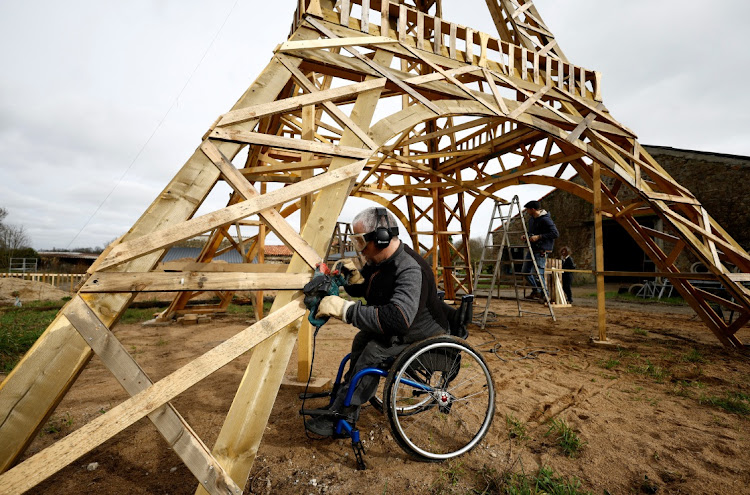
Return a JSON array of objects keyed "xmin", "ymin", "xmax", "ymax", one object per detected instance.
[{"xmin": 593, "ymin": 160, "xmax": 607, "ymax": 342}]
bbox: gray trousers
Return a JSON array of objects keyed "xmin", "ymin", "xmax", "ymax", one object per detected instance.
[{"xmin": 334, "ymin": 331, "xmax": 407, "ymax": 408}]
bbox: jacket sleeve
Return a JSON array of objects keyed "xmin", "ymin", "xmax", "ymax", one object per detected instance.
[
  {"xmin": 343, "ymin": 282, "xmax": 366, "ymax": 298},
  {"xmin": 347, "ymin": 265, "xmax": 421, "ymax": 337},
  {"xmin": 539, "ymin": 217, "xmax": 559, "ymax": 241}
]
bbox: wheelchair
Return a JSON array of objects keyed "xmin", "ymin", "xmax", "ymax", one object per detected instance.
[{"xmin": 300, "ymin": 295, "xmax": 495, "ymax": 469}]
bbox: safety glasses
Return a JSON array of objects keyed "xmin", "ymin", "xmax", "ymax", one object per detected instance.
[{"xmin": 350, "ymin": 233, "xmax": 368, "ymax": 252}]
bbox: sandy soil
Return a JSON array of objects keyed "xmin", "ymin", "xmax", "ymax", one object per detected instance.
[
  {"xmin": 0, "ymin": 278, "xmax": 69, "ymax": 304},
  {"xmin": 8, "ymin": 290, "xmax": 750, "ymax": 494}
]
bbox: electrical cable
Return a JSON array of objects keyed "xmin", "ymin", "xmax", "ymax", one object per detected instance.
[
  {"xmin": 66, "ymin": 0, "xmax": 242, "ymax": 249},
  {"xmin": 301, "ymin": 324, "xmax": 323, "ymax": 440}
]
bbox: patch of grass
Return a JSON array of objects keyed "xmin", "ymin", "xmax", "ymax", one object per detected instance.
[
  {"xmin": 0, "ymin": 305, "xmax": 61, "ymax": 372},
  {"xmin": 476, "ymin": 464, "xmax": 592, "ymax": 495},
  {"xmin": 626, "ymin": 360, "xmax": 669, "ymax": 383},
  {"xmin": 431, "ymin": 460, "xmax": 465, "ymax": 493},
  {"xmin": 545, "ymin": 419, "xmax": 586, "ymax": 458},
  {"xmin": 120, "ymin": 307, "xmax": 160, "ymax": 324},
  {"xmin": 505, "ymin": 414, "xmax": 528, "ymax": 441},
  {"xmin": 41, "ymin": 412, "xmax": 73, "ymax": 436},
  {"xmin": 597, "ymin": 358, "xmax": 620, "ymax": 370},
  {"xmin": 670, "ymin": 380, "xmax": 706, "ymax": 398},
  {"xmin": 681, "ymin": 348, "xmax": 707, "ymax": 364},
  {"xmin": 699, "ymin": 392, "xmax": 750, "ymax": 416},
  {"xmin": 226, "ymin": 302, "xmax": 273, "ymax": 316},
  {"xmin": 633, "ymin": 327, "xmax": 648, "ymax": 336}
]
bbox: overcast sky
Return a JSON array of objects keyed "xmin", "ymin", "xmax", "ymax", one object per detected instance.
[{"xmin": 1, "ymin": 0, "xmax": 748, "ymax": 250}]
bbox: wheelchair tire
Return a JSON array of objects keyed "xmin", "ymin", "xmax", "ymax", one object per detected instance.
[{"xmin": 383, "ymin": 336, "xmax": 495, "ymax": 461}]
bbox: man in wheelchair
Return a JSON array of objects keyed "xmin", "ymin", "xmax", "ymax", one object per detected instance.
[{"xmin": 307, "ymin": 207, "xmax": 467, "ymax": 437}]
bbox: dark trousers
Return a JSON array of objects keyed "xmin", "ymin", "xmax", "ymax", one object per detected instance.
[
  {"xmin": 333, "ymin": 331, "xmax": 407, "ymax": 408},
  {"xmin": 562, "ymin": 273, "xmax": 573, "ymax": 303}
]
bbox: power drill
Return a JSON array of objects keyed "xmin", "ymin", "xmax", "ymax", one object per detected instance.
[{"xmin": 303, "ymin": 262, "xmax": 348, "ymax": 328}]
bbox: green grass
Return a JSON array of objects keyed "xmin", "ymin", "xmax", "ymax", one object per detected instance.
[
  {"xmin": 505, "ymin": 414, "xmax": 528, "ymax": 441},
  {"xmin": 633, "ymin": 327, "xmax": 648, "ymax": 336},
  {"xmin": 0, "ymin": 300, "xmax": 67, "ymax": 372},
  {"xmin": 476, "ymin": 465, "xmax": 592, "ymax": 495},
  {"xmin": 681, "ymin": 348, "xmax": 707, "ymax": 363},
  {"xmin": 699, "ymin": 392, "xmax": 750, "ymax": 416},
  {"xmin": 584, "ymin": 291, "xmax": 686, "ymax": 306},
  {"xmin": 597, "ymin": 358, "xmax": 620, "ymax": 370},
  {"xmin": 626, "ymin": 359, "xmax": 669, "ymax": 383},
  {"xmin": 545, "ymin": 419, "xmax": 586, "ymax": 458}
]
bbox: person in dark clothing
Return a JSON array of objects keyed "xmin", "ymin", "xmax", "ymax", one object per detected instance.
[
  {"xmin": 306, "ymin": 207, "xmax": 448, "ymax": 437},
  {"xmin": 560, "ymin": 246, "xmax": 575, "ymax": 303},
  {"xmin": 521, "ymin": 200, "xmax": 559, "ymax": 300}
]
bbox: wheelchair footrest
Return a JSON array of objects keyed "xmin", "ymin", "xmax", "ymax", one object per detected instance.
[
  {"xmin": 350, "ymin": 431, "xmax": 366, "ymax": 470},
  {"xmin": 299, "ymin": 408, "xmax": 345, "ymax": 419}
]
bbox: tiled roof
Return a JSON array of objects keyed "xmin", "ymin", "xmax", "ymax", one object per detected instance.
[{"xmin": 264, "ymin": 245, "xmax": 292, "ymax": 257}]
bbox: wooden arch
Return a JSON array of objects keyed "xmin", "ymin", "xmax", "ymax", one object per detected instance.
[{"xmin": 1, "ymin": 0, "xmax": 749, "ymax": 494}]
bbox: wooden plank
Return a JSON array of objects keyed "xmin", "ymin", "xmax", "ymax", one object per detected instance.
[
  {"xmin": 380, "ymin": 0, "xmax": 388, "ymax": 37},
  {"xmin": 593, "ymin": 160, "xmax": 607, "ymax": 342},
  {"xmin": 201, "ymin": 140, "xmax": 322, "ymax": 268},
  {"xmin": 0, "ymin": 298, "xmax": 306, "ymax": 495},
  {"xmin": 434, "ymin": 16, "xmax": 442, "ymax": 54},
  {"xmin": 417, "ymin": 11, "xmax": 425, "ymax": 50},
  {"xmin": 278, "ymin": 36, "xmax": 394, "ymax": 51},
  {"xmin": 340, "ymin": 0, "xmax": 350, "ymax": 26},
  {"xmin": 80, "ymin": 272, "xmax": 311, "ymax": 293},
  {"xmin": 97, "ymin": 158, "xmax": 366, "ymax": 271},
  {"xmin": 210, "ymin": 128, "xmax": 371, "ymax": 159},
  {"xmin": 398, "ymin": 4, "xmax": 406, "ymax": 42},
  {"xmin": 361, "ymin": 0, "xmax": 369, "ymax": 33},
  {"xmin": 449, "ymin": 22, "xmax": 457, "ymax": 59},
  {"xmin": 62, "ymin": 297, "xmax": 242, "ymax": 495}
]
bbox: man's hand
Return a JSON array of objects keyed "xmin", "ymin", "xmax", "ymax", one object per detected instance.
[
  {"xmin": 316, "ymin": 295, "xmax": 356, "ymax": 323},
  {"xmin": 336, "ymin": 259, "xmax": 364, "ymax": 285}
]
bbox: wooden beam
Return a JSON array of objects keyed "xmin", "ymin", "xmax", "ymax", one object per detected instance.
[
  {"xmin": 80, "ymin": 272, "xmax": 311, "ymax": 293},
  {"xmin": 210, "ymin": 128, "xmax": 371, "ymax": 159}
]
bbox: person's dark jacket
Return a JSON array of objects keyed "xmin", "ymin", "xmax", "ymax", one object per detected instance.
[
  {"xmin": 344, "ymin": 242, "xmax": 448, "ymax": 344},
  {"xmin": 527, "ymin": 210, "xmax": 559, "ymax": 253},
  {"xmin": 562, "ymin": 255, "xmax": 576, "ymax": 282}
]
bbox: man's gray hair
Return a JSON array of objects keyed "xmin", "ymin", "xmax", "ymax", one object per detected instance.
[{"xmin": 352, "ymin": 207, "xmax": 399, "ymax": 235}]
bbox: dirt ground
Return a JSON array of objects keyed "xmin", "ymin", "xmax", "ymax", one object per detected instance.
[
  {"xmin": 0, "ymin": 278, "xmax": 69, "ymax": 304},
  {"xmin": 6, "ymin": 286, "xmax": 750, "ymax": 494}
]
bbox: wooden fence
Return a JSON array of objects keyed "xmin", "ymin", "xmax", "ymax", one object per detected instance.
[{"xmin": 0, "ymin": 272, "xmax": 87, "ymax": 293}]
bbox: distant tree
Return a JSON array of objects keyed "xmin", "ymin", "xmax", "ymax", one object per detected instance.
[{"xmin": 0, "ymin": 208, "xmax": 35, "ymax": 270}]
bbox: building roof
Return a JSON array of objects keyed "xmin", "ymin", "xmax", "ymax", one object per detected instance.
[
  {"xmin": 162, "ymin": 245, "xmax": 293, "ymax": 264},
  {"xmin": 37, "ymin": 251, "xmax": 99, "ymax": 261}
]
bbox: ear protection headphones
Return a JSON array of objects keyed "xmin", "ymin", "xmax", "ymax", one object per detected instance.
[{"xmin": 363, "ymin": 207, "xmax": 399, "ymax": 248}]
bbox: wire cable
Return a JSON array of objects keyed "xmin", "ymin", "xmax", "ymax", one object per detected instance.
[{"xmin": 66, "ymin": 0, "xmax": 241, "ymax": 249}]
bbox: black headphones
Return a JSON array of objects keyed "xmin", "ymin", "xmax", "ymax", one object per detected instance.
[{"xmin": 363, "ymin": 207, "xmax": 399, "ymax": 248}]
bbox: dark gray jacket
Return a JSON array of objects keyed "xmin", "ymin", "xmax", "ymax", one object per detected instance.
[{"xmin": 344, "ymin": 242, "xmax": 448, "ymax": 344}]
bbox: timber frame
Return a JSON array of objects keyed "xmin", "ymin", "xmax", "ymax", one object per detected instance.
[{"xmin": 1, "ymin": 0, "xmax": 748, "ymax": 493}]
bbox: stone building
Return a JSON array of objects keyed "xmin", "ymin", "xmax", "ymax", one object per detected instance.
[{"xmin": 536, "ymin": 145, "xmax": 750, "ymax": 282}]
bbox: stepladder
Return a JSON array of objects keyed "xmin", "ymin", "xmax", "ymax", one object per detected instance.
[{"xmin": 472, "ymin": 196, "xmax": 556, "ymax": 329}]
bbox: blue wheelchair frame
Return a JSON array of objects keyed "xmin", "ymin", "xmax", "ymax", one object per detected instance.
[{"xmin": 320, "ymin": 352, "xmax": 435, "ymax": 469}]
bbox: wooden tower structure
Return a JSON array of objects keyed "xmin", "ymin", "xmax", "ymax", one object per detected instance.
[{"xmin": 1, "ymin": 0, "xmax": 749, "ymax": 492}]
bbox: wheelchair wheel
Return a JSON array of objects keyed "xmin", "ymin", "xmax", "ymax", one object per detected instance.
[{"xmin": 383, "ymin": 336, "xmax": 495, "ymax": 461}]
